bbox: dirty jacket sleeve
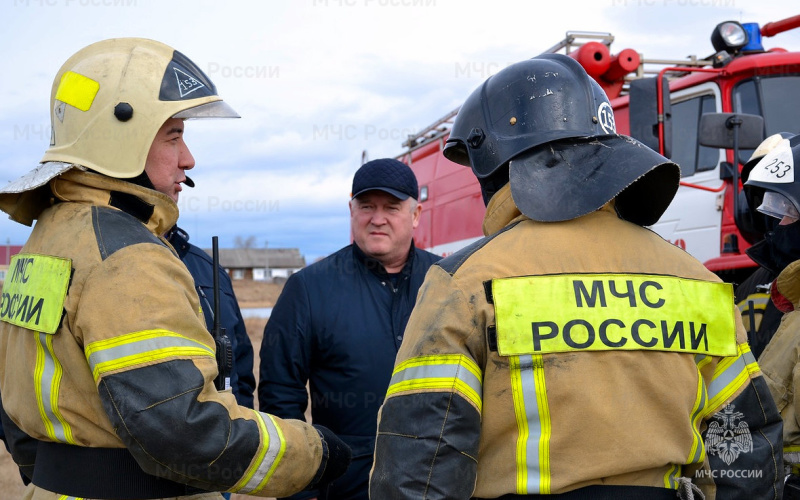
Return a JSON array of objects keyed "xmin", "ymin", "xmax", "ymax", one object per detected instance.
[
  {"xmin": 78, "ymin": 241, "xmax": 334, "ymax": 497},
  {"xmin": 370, "ymin": 265, "xmax": 482, "ymax": 500}
]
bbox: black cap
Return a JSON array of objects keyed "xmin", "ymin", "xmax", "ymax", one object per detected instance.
[{"xmin": 351, "ymin": 158, "xmax": 418, "ymax": 201}]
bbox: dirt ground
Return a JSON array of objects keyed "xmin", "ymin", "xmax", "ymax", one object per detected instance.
[{"xmin": 0, "ymin": 281, "xmax": 284, "ymax": 499}]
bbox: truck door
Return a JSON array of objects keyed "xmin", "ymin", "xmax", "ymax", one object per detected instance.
[{"xmin": 649, "ymin": 83, "xmax": 724, "ymax": 264}]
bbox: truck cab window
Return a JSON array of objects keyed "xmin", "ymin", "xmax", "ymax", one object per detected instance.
[
  {"xmin": 671, "ymin": 94, "xmax": 718, "ymax": 177},
  {"xmin": 734, "ymin": 76, "xmax": 800, "ymax": 163}
]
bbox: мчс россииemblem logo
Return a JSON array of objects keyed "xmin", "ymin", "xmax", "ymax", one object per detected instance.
[{"xmin": 706, "ymin": 404, "xmax": 753, "ymax": 466}]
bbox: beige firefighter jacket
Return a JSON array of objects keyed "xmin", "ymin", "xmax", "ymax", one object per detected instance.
[
  {"xmin": 0, "ymin": 170, "xmax": 327, "ymax": 498},
  {"xmin": 370, "ymin": 184, "xmax": 783, "ymax": 500},
  {"xmin": 759, "ymin": 259, "xmax": 800, "ymax": 467}
]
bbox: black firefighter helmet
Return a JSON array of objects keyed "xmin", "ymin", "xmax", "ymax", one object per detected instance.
[{"xmin": 443, "ymin": 53, "xmax": 680, "ymax": 226}]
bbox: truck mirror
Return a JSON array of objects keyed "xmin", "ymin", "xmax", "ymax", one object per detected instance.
[
  {"xmin": 697, "ymin": 112, "xmax": 764, "ymax": 240},
  {"xmin": 629, "ymin": 76, "xmax": 672, "ymax": 158},
  {"xmin": 698, "ymin": 112, "xmax": 764, "ymax": 149}
]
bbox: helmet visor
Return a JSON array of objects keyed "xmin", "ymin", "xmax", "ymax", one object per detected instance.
[
  {"xmin": 172, "ymin": 100, "xmax": 240, "ymax": 119},
  {"xmin": 757, "ymin": 191, "xmax": 800, "ymax": 221}
]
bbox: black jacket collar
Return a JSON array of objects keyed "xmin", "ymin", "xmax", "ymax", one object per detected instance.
[{"xmin": 352, "ymin": 241, "xmax": 416, "ymax": 279}]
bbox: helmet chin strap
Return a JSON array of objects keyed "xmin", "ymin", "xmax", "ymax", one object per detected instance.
[{"xmin": 125, "ymin": 170, "xmax": 156, "ymax": 191}]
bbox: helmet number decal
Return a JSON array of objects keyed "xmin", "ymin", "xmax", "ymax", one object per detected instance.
[
  {"xmin": 749, "ymin": 139, "xmax": 794, "ymax": 184},
  {"xmin": 597, "ymin": 102, "xmax": 616, "ymax": 134},
  {"xmin": 173, "ymin": 67, "xmax": 206, "ymax": 98}
]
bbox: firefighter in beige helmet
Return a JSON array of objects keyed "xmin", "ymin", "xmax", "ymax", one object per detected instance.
[
  {"xmin": 369, "ymin": 54, "xmax": 783, "ymax": 499},
  {"xmin": 0, "ymin": 38, "xmax": 350, "ymax": 499}
]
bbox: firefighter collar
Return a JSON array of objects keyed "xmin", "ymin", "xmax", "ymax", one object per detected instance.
[
  {"xmin": 775, "ymin": 260, "xmax": 800, "ymax": 310},
  {"xmin": 482, "ymin": 183, "xmax": 522, "ymax": 236}
]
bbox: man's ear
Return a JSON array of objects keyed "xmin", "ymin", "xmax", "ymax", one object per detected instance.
[{"xmin": 411, "ymin": 202, "xmax": 422, "ymax": 229}]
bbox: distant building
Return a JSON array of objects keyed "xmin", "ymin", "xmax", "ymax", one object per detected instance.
[
  {"xmin": 209, "ymin": 247, "xmax": 306, "ymax": 282},
  {"xmin": 0, "ymin": 244, "xmax": 24, "ymax": 283}
]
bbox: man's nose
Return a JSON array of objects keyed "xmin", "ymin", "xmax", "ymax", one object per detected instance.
[
  {"xmin": 181, "ymin": 142, "xmax": 196, "ymax": 170},
  {"xmin": 371, "ymin": 209, "xmax": 388, "ymax": 225}
]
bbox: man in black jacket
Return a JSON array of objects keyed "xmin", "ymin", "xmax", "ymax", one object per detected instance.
[{"xmin": 258, "ymin": 158, "xmax": 440, "ymax": 500}]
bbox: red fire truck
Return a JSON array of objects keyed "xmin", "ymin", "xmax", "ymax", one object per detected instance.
[{"xmin": 396, "ymin": 15, "xmax": 800, "ymax": 283}]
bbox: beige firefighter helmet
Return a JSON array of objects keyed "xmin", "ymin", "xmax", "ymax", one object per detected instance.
[
  {"xmin": 43, "ymin": 37, "xmax": 239, "ymax": 177},
  {"xmin": 0, "ymin": 37, "xmax": 238, "ymax": 225}
]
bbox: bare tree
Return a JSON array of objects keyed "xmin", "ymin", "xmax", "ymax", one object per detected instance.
[{"xmin": 234, "ymin": 235, "xmax": 257, "ymax": 249}]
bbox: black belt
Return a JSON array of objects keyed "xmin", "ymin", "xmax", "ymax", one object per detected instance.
[
  {"xmin": 33, "ymin": 441, "xmax": 206, "ymax": 499},
  {"xmin": 475, "ymin": 485, "xmax": 678, "ymax": 500}
]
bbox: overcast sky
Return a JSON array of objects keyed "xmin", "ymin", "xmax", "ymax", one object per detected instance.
[{"xmin": 1, "ymin": 0, "xmax": 799, "ymax": 262}]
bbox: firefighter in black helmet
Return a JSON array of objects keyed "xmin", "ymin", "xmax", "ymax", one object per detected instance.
[
  {"xmin": 742, "ymin": 134, "xmax": 800, "ymax": 498},
  {"xmin": 369, "ymin": 54, "xmax": 782, "ymax": 499}
]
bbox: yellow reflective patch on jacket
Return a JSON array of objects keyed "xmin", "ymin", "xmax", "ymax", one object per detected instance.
[
  {"xmin": 55, "ymin": 71, "xmax": 100, "ymax": 112},
  {"xmin": 492, "ymin": 274, "xmax": 736, "ymax": 357},
  {"xmin": 0, "ymin": 254, "xmax": 71, "ymax": 334}
]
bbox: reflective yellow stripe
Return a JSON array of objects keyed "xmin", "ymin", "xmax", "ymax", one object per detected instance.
[
  {"xmin": 233, "ymin": 411, "xmax": 286, "ymax": 494},
  {"xmin": 0, "ymin": 254, "xmax": 71, "ymax": 334},
  {"xmin": 232, "ymin": 411, "xmax": 268, "ymax": 492},
  {"xmin": 736, "ymin": 293, "xmax": 769, "ymax": 312},
  {"xmin": 386, "ymin": 354, "xmax": 483, "ymax": 412},
  {"xmin": 85, "ymin": 329, "xmax": 214, "ymax": 381},
  {"xmin": 737, "ymin": 293, "xmax": 769, "ymax": 332},
  {"xmin": 250, "ymin": 414, "xmax": 286, "ymax": 494},
  {"xmin": 510, "ymin": 355, "xmax": 551, "ymax": 494},
  {"xmin": 786, "ymin": 451, "xmax": 800, "ymax": 474},
  {"xmin": 34, "ymin": 333, "xmax": 74, "ymax": 444},
  {"xmin": 705, "ymin": 343, "xmax": 759, "ymax": 416},
  {"xmin": 663, "ymin": 464, "xmax": 681, "ymax": 489},
  {"xmin": 58, "ymin": 496, "xmax": 84, "ymax": 500},
  {"xmin": 510, "ymin": 356, "xmax": 528, "ymax": 493},
  {"xmin": 534, "ymin": 356, "xmax": 551, "ymax": 494},
  {"xmin": 695, "ymin": 354, "xmax": 713, "ymax": 372},
  {"xmin": 492, "ymin": 274, "xmax": 736, "ymax": 357},
  {"xmin": 55, "ymin": 71, "xmax": 100, "ymax": 111},
  {"xmin": 687, "ymin": 367, "xmax": 707, "ymax": 465}
]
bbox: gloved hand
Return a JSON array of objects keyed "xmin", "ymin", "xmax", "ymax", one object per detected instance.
[{"xmin": 306, "ymin": 425, "xmax": 352, "ymax": 491}]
